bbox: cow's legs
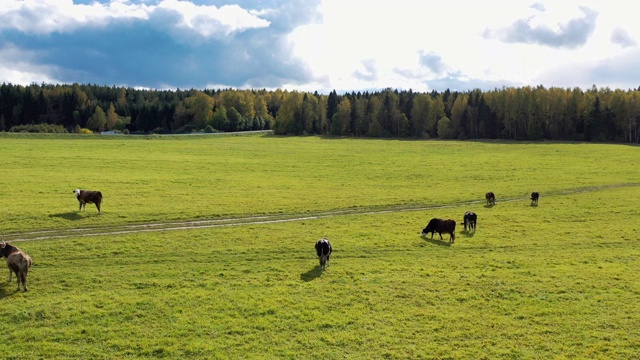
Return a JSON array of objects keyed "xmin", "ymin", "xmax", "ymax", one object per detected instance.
[
  {"xmin": 15, "ymin": 271, "xmax": 21, "ymax": 291},
  {"xmin": 96, "ymin": 202, "xmax": 101, "ymax": 214},
  {"xmin": 20, "ymin": 271, "xmax": 27, "ymax": 292}
]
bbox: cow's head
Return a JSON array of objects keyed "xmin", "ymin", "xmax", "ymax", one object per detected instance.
[
  {"xmin": 73, "ymin": 189, "xmax": 81, "ymax": 196},
  {"xmin": 421, "ymin": 218, "xmax": 438, "ymax": 236}
]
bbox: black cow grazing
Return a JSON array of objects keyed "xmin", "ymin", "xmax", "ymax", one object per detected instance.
[
  {"xmin": 531, "ymin": 192, "xmax": 539, "ymax": 206},
  {"xmin": 485, "ymin": 192, "xmax": 496, "ymax": 206},
  {"xmin": 315, "ymin": 238, "xmax": 332, "ymax": 270},
  {"xmin": 74, "ymin": 189, "xmax": 103, "ymax": 214},
  {"xmin": 463, "ymin": 211, "xmax": 477, "ymax": 232},
  {"xmin": 0, "ymin": 241, "xmax": 33, "ymax": 292},
  {"xmin": 421, "ymin": 218, "xmax": 456, "ymax": 243}
]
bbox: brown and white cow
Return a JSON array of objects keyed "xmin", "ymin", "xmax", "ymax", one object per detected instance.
[
  {"xmin": 421, "ymin": 218, "xmax": 457, "ymax": 243},
  {"xmin": 74, "ymin": 189, "xmax": 103, "ymax": 214},
  {"xmin": 0, "ymin": 241, "xmax": 33, "ymax": 292}
]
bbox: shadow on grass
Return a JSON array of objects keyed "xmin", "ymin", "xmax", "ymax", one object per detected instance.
[
  {"xmin": 420, "ymin": 235, "xmax": 452, "ymax": 247},
  {"xmin": 483, "ymin": 204, "xmax": 495, "ymax": 209},
  {"xmin": 461, "ymin": 230, "xmax": 476, "ymax": 238},
  {"xmin": 0, "ymin": 285, "xmax": 14, "ymax": 299},
  {"xmin": 48, "ymin": 212, "xmax": 85, "ymax": 221},
  {"xmin": 300, "ymin": 265, "xmax": 323, "ymax": 282}
]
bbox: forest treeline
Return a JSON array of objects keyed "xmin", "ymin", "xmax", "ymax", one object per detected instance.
[{"xmin": 1, "ymin": 82, "xmax": 640, "ymax": 143}]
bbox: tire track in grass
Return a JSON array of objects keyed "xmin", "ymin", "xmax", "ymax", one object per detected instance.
[{"xmin": 5, "ymin": 182, "xmax": 639, "ymax": 243}]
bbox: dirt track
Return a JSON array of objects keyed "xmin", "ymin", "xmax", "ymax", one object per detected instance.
[{"xmin": 5, "ymin": 183, "xmax": 638, "ymax": 242}]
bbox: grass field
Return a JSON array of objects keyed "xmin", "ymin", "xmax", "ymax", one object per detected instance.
[{"xmin": 0, "ymin": 133, "xmax": 639, "ymax": 359}]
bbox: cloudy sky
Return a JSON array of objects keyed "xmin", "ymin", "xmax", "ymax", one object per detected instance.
[{"xmin": 1, "ymin": 0, "xmax": 639, "ymax": 93}]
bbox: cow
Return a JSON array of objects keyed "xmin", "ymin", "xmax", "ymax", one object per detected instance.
[
  {"xmin": 421, "ymin": 218, "xmax": 456, "ymax": 243},
  {"xmin": 485, "ymin": 192, "xmax": 496, "ymax": 206},
  {"xmin": 463, "ymin": 211, "xmax": 477, "ymax": 232},
  {"xmin": 0, "ymin": 241, "xmax": 33, "ymax": 292},
  {"xmin": 74, "ymin": 189, "xmax": 103, "ymax": 214},
  {"xmin": 531, "ymin": 192, "xmax": 539, "ymax": 206},
  {"xmin": 315, "ymin": 238, "xmax": 332, "ymax": 271}
]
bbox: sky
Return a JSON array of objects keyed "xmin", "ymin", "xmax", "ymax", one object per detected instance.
[{"xmin": 1, "ymin": 0, "xmax": 639, "ymax": 94}]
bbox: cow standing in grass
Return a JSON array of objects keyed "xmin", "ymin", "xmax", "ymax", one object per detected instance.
[
  {"xmin": 0, "ymin": 241, "xmax": 33, "ymax": 292},
  {"xmin": 463, "ymin": 211, "xmax": 477, "ymax": 232},
  {"xmin": 486, "ymin": 192, "xmax": 496, "ymax": 206},
  {"xmin": 421, "ymin": 218, "xmax": 456, "ymax": 243},
  {"xmin": 315, "ymin": 238, "xmax": 332, "ymax": 271},
  {"xmin": 531, "ymin": 192, "xmax": 539, "ymax": 206},
  {"xmin": 74, "ymin": 189, "xmax": 103, "ymax": 214}
]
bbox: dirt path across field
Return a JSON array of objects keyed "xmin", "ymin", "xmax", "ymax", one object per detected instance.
[{"xmin": 5, "ymin": 183, "xmax": 638, "ymax": 243}]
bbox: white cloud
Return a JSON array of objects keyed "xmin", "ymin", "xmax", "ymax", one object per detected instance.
[
  {"xmin": 0, "ymin": 0, "xmax": 149, "ymax": 34},
  {"xmin": 154, "ymin": 0, "xmax": 270, "ymax": 39},
  {"xmin": 289, "ymin": 0, "xmax": 640, "ymax": 92},
  {"xmin": 0, "ymin": 43, "xmax": 62, "ymax": 84},
  {"xmin": 611, "ymin": 28, "xmax": 637, "ymax": 48},
  {"xmin": 0, "ymin": 0, "xmax": 268, "ymax": 38},
  {"xmin": 2, "ymin": 0, "xmax": 640, "ymax": 92}
]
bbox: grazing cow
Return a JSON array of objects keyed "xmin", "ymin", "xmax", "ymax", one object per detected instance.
[
  {"xmin": 485, "ymin": 192, "xmax": 496, "ymax": 206},
  {"xmin": 463, "ymin": 211, "xmax": 477, "ymax": 232},
  {"xmin": 74, "ymin": 189, "xmax": 103, "ymax": 214},
  {"xmin": 0, "ymin": 241, "xmax": 33, "ymax": 292},
  {"xmin": 315, "ymin": 238, "xmax": 332, "ymax": 271},
  {"xmin": 421, "ymin": 218, "xmax": 456, "ymax": 243},
  {"xmin": 531, "ymin": 192, "xmax": 539, "ymax": 206}
]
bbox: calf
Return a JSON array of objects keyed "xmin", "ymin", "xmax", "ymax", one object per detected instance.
[
  {"xmin": 0, "ymin": 241, "xmax": 33, "ymax": 292},
  {"xmin": 531, "ymin": 192, "xmax": 539, "ymax": 206},
  {"xmin": 463, "ymin": 211, "xmax": 477, "ymax": 232},
  {"xmin": 421, "ymin": 218, "xmax": 456, "ymax": 243},
  {"xmin": 315, "ymin": 238, "xmax": 332, "ymax": 270},
  {"xmin": 74, "ymin": 189, "xmax": 103, "ymax": 214},
  {"xmin": 485, "ymin": 192, "xmax": 496, "ymax": 206}
]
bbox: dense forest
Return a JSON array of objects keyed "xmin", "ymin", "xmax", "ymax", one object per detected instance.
[{"xmin": 1, "ymin": 82, "xmax": 640, "ymax": 143}]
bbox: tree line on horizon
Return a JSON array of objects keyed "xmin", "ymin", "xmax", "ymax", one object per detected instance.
[{"xmin": 1, "ymin": 82, "xmax": 639, "ymax": 143}]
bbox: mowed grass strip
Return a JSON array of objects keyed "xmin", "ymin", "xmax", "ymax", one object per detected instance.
[
  {"xmin": 1, "ymin": 185, "xmax": 638, "ymax": 359},
  {"xmin": 1, "ymin": 134, "xmax": 640, "ymax": 234}
]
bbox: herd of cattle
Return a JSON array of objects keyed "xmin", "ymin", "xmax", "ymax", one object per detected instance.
[
  {"xmin": 417, "ymin": 191, "xmax": 539, "ymax": 244},
  {"xmin": 317, "ymin": 191, "xmax": 540, "ymax": 269},
  {"xmin": 0, "ymin": 189, "xmax": 540, "ymax": 292}
]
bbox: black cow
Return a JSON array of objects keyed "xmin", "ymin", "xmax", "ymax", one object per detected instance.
[
  {"xmin": 0, "ymin": 241, "xmax": 33, "ymax": 292},
  {"xmin": 315, "ymin": 238, "xmax": 332, "ymax": 270},
  {"xmin": 74, "ymin": 189, "xmax": 103, "ymax": 214},
  {"xmin": 485, "ymin": 192, "xmax": 496, "ymax": 205},
  {"xmin": 421, "ymin": 218, "xmax": 456, "ymax": 243},
  {"xmin": 531, "ymin": 192, "xmax": 539, "ymax": 206},
  {"xmin": 463, "ymin": 211, "xmax": 477, "ymax": 232}
]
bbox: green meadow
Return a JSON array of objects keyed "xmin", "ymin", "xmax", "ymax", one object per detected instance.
[{"xmin": 0, "ymin": 133, "xmax": 639, "ymax": 359}]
